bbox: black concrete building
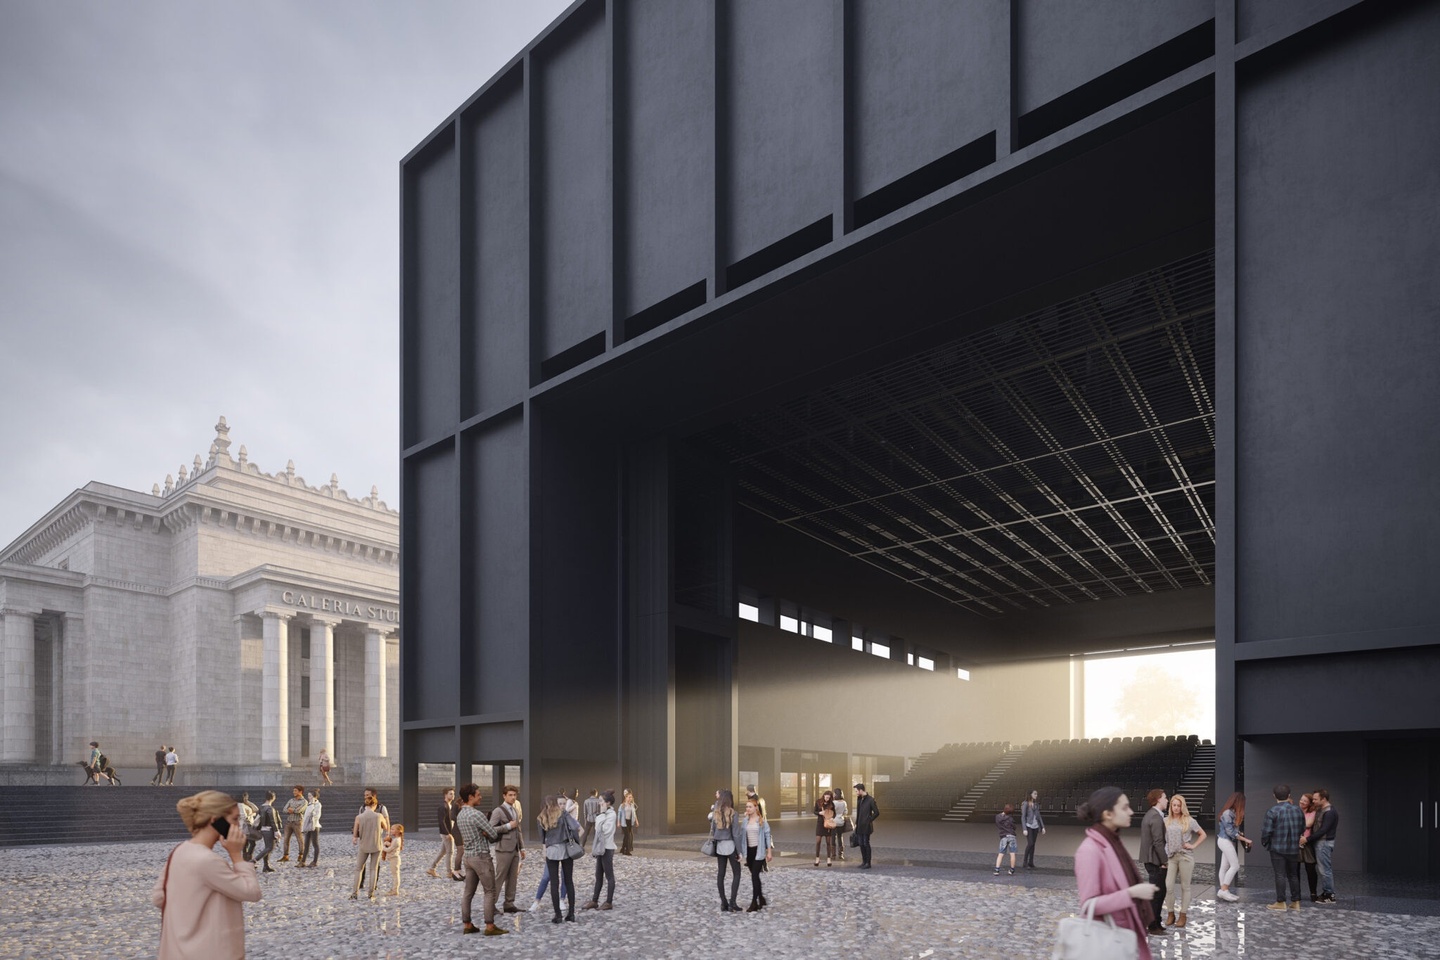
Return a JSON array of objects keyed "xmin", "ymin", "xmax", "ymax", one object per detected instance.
[{"xmin": 399, "ymin": 0, "xmax": 1440, "ymax": 876}]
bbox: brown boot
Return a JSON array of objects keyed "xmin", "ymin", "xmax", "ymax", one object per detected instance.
[
  {"xmin": 1166, "ymin": 911, "xmax": 1176, "ymax": 926},
  {"xmin": 1176, "ymin": 912, "xmax": 1187, "ymax": 928}
]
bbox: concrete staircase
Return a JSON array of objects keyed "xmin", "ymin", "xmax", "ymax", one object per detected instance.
[
  {"xmin": 1175, "ymin": 741, "xmax": 1217, "ymax": 817},
  {"xmin": 942, "ymin": 745, "xmax": 1026, "ymax": 822}
]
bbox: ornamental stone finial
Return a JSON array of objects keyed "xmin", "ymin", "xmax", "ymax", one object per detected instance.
[
  {"xmin": 193, "ymin": 454, "xmax": 203, "ymax": 473},
  {"xmin": 286, "ymin": 459, "xmax": 296, "ymax": 479},
  {"xmin": 213, "ymin": 416, "xmax": 231, "ymax": 455},
  {"xmin": 164, "ymin": 474, "xmax": 174, "ymax": 495},
  {"xmin": 371, "ymin": 484, "xmax": 379, "ymax": 498},
  {"xmin": 330, "ymin": 472, "xmax": 339, "ymax": 492},
  {"xmin": 238, "ymin": 445, "xmax": 248, "ymax": 466},
  {"xmin": 178, "ymin": 464, "xmax": 188, "ymax": 483},
  {"xmin": 152, "ymin": 483, "xmax": 161, "ymax": 496}
]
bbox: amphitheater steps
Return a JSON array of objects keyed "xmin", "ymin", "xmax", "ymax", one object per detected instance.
[
  {"xmin": 942, "ymin": 745, "xmax": 1026, "ymax": 822},
  {"xmin": 1176, "ymin": 742, "xmax": 1217, "ymax": 816}
]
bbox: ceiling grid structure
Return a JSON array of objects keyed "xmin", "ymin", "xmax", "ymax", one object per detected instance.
[{"xmin": 699, "ymin": 251, "xmax": 1217, "ymax": 619}]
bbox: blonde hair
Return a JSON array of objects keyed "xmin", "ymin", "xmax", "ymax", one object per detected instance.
[
  {"xmin": 1166, "ymin": 793, "xmax": 1192, "ymax": 831},
  {"xmin": 744, "ymin": 797, "xmax": 766, "ymax": 826},
  {"xmin": 537, "ymin": 794, "xmax": 563, "ymax": 831},
  {"xmin": 177, "ymin": 790, "xmax": 237, "ymax": 834}
]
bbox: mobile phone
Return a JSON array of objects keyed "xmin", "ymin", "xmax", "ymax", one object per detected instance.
[{"xmin": 212, "ymin": 816, "xmax": 231, "ymax": 838}]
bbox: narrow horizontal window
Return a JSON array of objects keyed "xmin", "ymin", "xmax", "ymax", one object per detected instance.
[
  {"xmin": 918, "ymin": 657, "xmax": 935, "ymax": 672},
  {"xmin": 813, "ymin": 625, "xmax": 833, "ymax": 643},
  {"xmin": 738, "ymin": 602, "xmax": 760, "ymax": 622},
  {"xmin": 870, "ymin": 642, "xmax": 890, "ymax": 659},
  {"xmin": 957, "ymin": 668, "xmax": 971, "ymax": 681},
  {"xmin": 780, "ymin": 615, "xmax": 799, "ymax": 633}
]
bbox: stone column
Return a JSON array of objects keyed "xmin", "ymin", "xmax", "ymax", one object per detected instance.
[
  {"xmin": 364, "ymin": 626, "xmax": 387, "ymax": 758},
  {"xmin": 309, "ymin": 616, "xmax": 338, "ymax": 762},
  {"xmin": 261, "ymin": 610, "xmax": 290, "ymax": 766},
  {"xmin": 1, "ymin": 608, "xmax": 38, "ymax": 762}
]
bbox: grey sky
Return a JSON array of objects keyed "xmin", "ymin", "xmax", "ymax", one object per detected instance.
[{"xmin": 0, "ymin": 0, "xmax": 569, "ymax": 544}]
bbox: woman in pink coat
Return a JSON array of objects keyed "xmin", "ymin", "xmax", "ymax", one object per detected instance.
[
  {"xmin": 153, "ymin": 790, "xmax": 262, "ymax": 960},
  {"xmin": 1073, "ymin": 786, "xmax": 1159, "ymax": 960}
]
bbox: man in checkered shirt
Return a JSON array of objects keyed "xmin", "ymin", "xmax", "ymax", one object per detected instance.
[{"xmin": 457, "ymin": 782, "xmax": 520, "ymax": 936}]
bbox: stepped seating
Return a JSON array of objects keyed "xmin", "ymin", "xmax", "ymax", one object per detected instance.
[
  {"xmin": 0, "ymin": 784, "xmax": 461, "ymax": 848},
  {"xmin": 883, "ymin": 741, "xmax": 1010, "ymax": 819},
  {"xmin": 969, "ymin": 735, "xmax": 1208, "ymax": 825}
]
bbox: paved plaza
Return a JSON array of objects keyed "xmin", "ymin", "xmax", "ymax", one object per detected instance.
[{"xmin": 2, "ymin": 839, "xmax": 1435, "ymax": 959}]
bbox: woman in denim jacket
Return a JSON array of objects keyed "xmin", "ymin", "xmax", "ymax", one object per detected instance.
[
  {"xmin": 709, "ymin": 789, "xmax": 747, "ymax": 912},
  {"xmin": 740, "ymin": 797, "xmax": 773, "ymax": 911}
]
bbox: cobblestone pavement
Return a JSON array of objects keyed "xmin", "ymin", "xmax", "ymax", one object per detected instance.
[{"xmin": 1, "ymin": 842, "xmax": 1435, "ymax": 959}]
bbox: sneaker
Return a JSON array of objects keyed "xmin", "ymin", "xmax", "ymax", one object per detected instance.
[
  {"xmin": 1008, "ymin": 868, "xmax": 1015, "ymax": 875},
  {"xmin": 1321, "ymin": 894, "xmax": 1337, "ymax": 903},
  {"xmin": 483, "ymin": 926, "xmax": 510, "ymax": 936},
  {"xmin": 993, "ymin": 867, "xmax": 1000, "ymax": 875},
  {"xmin": 528, "ymin": 900, "xmax": 541, "ymax": 912},
  {"xmin": 462, "ymin": 922, "xmax": 480, "ymax": 935},
  {"xmin": 1266, "ymin": 902, "xmax": 1287, "ymax": 911},
  {"xmin": 1288, "ymin": 901, "xmax": 1301, "ymax": 911},
  {"xmin": 600, "ymin": 903, "xmax": 612, "ymax": 911},
  {"xmin": 1217, "ymin": 889, "xmax": 1238, "ymax": 902}
]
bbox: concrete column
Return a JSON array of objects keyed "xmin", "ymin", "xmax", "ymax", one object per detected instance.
[
  {"xmin": 365, "ymin": 626, "xmax": 387, "ymax": 758},
  {"xmin": 261, "ymin": 611, "xmax": 290, "ymax": 766},
  {"xmin": 310, "ymin": 616, "xmax": 338, "ymax": 761},
  {"xmin": 1, "ymin": 608, "xmax": 38, "ymax": 762}
]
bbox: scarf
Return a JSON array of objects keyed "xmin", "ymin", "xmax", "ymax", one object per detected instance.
[{"xmin": 1099, "ymin": 825, "xmax": 1154, "ymax": 930}]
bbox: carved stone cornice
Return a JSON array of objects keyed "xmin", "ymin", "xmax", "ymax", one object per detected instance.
[{"xmin": 4, "ymin": 503, "xmax": 92, "ymax": 565}]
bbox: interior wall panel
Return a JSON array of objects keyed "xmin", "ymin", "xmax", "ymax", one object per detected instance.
[
  {"xmin": 850, "ymin": 0, "xmax": 1006, "ymax": 198},
  {"xmin": 462, "ymin": 414, "xmax": 529, "ymax": 716},
  {"xmin": 721, "ymin": 0, "xmax": 839, "ymax": 266},
  {"xmin": 1235, "ymin": 1, "xmax": 1440, "ymax": 643},
  {"xmin": 402, "ymin": 137, "xmax": 460, "ymax": 445},
  {"xmin": 463, "ymin": 68, "xmax": 529, "ymax": 416},
  {"xmin": 404, "ymin": 449, "xmax": 460, "ymax": 720},
  {"xmin": 534, "ymin": 0, "xmax": 611, "ymax": 366},
  {"xmin": 618, "ymin": 0, "xmax": 713, "ymax": 319},
  {"xmin": 1016, "ymin": 0, "xmax": 1212, "ymax": 113}
]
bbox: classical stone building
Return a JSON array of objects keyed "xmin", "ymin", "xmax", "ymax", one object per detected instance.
[{"xmin": 0, "ymin": 418, "xmax": 399, "ymax": 785}]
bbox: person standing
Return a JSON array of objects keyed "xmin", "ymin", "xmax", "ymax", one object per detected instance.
[
  {"xmin": 382, "ymin": 824, "xmax": 405, "ymax": 895},
  {"xmin": 583, "ymin": 790, "xmax": 618, "ymax": 911},
  {"xmin": 994, "ymin": 803, "xmax": 1018, "ymax": 876},
  {"xmin": 538, "ymin": 793, "xmax": 582, "ymax": 923},
  {"xmin": 813, "ymin": 790, "xmax": 836, "ymax": 867},
  {"xmin": 490, "ymin": 784, "xmax": 526, "ymax": 913},
  {"xmin": 710, "ymin": 789, "xmax": 745, "ymax": 912},
  {"xmin": 350, "ymin": 793, "xmax": 389, "ymax": 901},
  {"xmin": 279, "ymin": 785, "xmax": 308, "ymax": 863},
  {"xmin": 1139, "ymin": 788, "xmax": 1169, "ymax": 935},
  {"xmin": 458, "ymin": 781, "xmax": 513, "ymax": 935},
  {"xmin": 831, "ymin": 789, "xmax": 849, "ymax": 861},
  {"xmin": 1162, "ymin": 794, "xmax": 1206, "ymax": 927},
  {"xmin": 238, "ymin": 793, "xmax": 259, "ymax": 864},
  {"xmin": 1260, "ymin": 783, "xmax": 1304, "ymax": 911},
  {"xmin": 449, "ymin": 791, "xmax": 466, "ymax": 880},
  {"xmin": 164, "ymin": 746, "xmax": 179, "ymax": 785},
  {"xmin": 300, "ymin": 790, "xmax": 322, "ymax": 868},
  {"xmin": 852, "ymin": 783, "xmax": 879, "ymax": 869},
  {"xmin": 254, "ymin": 791, "xmax": 281, "ymax": 872},
  {"xmin": 317, "ymin": 748, "xmax": 333, "ymax": 786},
  {"xmin": 1215, "ymin": 792, "xmax": 1251, "ymax": 902},
  {"xmin": 1021, "ymin": 789, "xmax": 1046, "ymax": 868},
  {"xmin": 617, "ymin": 790, "xmax": 639, "ymax": 855},
  {"xmin": 1301, "ymin": 788, "xmax": 1338, "ymax": 903},
  {"xmin": 1072, "ymin": 786, "xmax": 1157, "ymax": 960},
  {"xmin": 740, "ymin": 797, "xmax": 772, "ymax": 911},
  {"xmin": 152, "ymin": 791, "xmax": 262, "ymax": 960},
  {"xmin": 581, "ymin": 789, "xmax": 601, "ymax": 850},
  {"xmin": 1298, "ymin": 793, "xmax": 1320, "ymax": 901},
  {"xmin": 151, "ymin": 745, "xmax": 168, "ymax": 787},
  {"xmin": 429, "ymin": 788, "xmax": 461, "ymax": 880}
]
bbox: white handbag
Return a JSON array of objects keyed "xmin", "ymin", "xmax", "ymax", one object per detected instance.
[{"xmin": 1051, "ymin": 898, "xmax": 1138, "ymax": 960}]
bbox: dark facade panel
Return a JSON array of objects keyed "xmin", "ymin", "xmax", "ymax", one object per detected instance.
[
  {"xmin": 402, "ymin": 137, "xmax": 460, "ymax": 445},
  {"xmin": 617, "ymin": 0, "xmax": 714, "ymax": 323},
  {"xmin": 1236, "ymin": 647, "xmax": 1440, "ymax": 736},
  {"xmin": 1016, "ymin": 0, "xmax": 1212, "ymax": 114},
  {"xmin": 849, "ymin": 0, "xmax": 1006, "ymax": 199},
  {"xmin": 403, "ymin": 448, "xmax": 460, "ymax": 719},
  {"xmin": 721, "ymin": 0, "xmax": 839, "ymax": 270},
  {"xmin": 1237, "ymin": 0, "xmax": 1357, "ymax": 43},
  {"xmin": 534, "ymin": 0, "xmax": 611, "ymax": 368},
  {"xmin": 461, "ymin": 414, "xmax": 529, "ymax": 716},
  {"xmin": 1234, "ymin": 0, "xmax": 1440, "ymax": 644},
  {"xmin": 462, "ymin": 67, "xmax": 529, "ymax": 417}
]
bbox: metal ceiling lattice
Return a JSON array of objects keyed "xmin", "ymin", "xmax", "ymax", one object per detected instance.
[{"xmin": 697, "ymin": 251, "xmax": 1216, "ymax": 618}]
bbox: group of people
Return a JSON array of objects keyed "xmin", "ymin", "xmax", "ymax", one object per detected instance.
[
  {"xmin": 150, "ymin": 744, "xmax": 180, "ymax": 786},
  {"xmin": 235, "ymin": 785, "xmax": 329, "ymax": 875},
  {"xmin": 1072, "ymin": 782, "xmax": 1341, "ymax": 960},
  {"xmin": 993, "ymin": 789, "xmax": 1050, "ymax": 875}
]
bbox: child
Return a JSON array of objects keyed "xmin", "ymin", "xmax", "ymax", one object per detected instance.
[
  {"xmin": 994, "ymin": 803, "xmax": 1017, "ymax": 876},
  {"xmin": 382, "ymin": 823, "xmax": 405, "ymax": 895}
]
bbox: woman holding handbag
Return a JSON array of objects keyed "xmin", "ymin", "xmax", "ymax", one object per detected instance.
[
  {"xmin": 831, "ymin": 789, "xmax": 849, "ymax": 861},
  {"xmin": 709, "ymin": 789, "xmax": 746, "ymax": 912},
  {"xmin": 813, "ymin": 789, "xmax": 836, "ymax": 866},
  {"xmin": 741, "ymin": 797, "xmax": 773, "ymax": 911},
  {"xmin": 1069, "ymin": 786, "xmax": 1156, "ymax": 960},
  {"xmin": 152, "ymin": 790, "xmax": 262, "ymax": 960},
  {"xmin": 538, "ymin": 794, "xmax": 582, "ymax": 923}
]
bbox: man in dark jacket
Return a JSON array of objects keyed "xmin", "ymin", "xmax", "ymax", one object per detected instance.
[
  {"xmin": 429, "ymin": 787, "xmax": 461, "ymax": 880},
  {"xmin": 1300, "ymin": 788, "xmax": 1338, "ymax": 903},
  {"xmin": 1140, "ymin": 788, "xmax": 1169, "ymax": 934},
  {"xmin": 150, "ymin": 745, "xmax": 167, "ymax": 786},
  {"xmin": 852, "ymin": 783, "xmax": 880, "ymax": 869}
]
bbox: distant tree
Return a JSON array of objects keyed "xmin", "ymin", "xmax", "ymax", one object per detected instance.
[{"xmin": 1112, "ymin": 664, "xmax": 1202, "ymax": 735}]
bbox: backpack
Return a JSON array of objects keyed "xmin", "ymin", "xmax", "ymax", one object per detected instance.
[{"xmin": 97, "ymin": 755, "xmax": 109, "ymax": 771}]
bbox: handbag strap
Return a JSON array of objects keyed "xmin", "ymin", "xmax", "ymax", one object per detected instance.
[{"xmin": 159, "ymin": 842, "xmax": 183, "ymax": 927}]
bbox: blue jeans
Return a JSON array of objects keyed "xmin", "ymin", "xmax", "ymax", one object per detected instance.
[
  {"xmin": 1315, "ymin": 839, "xmax": 1335, "ymax": 896},
  {"xmin": 535, "ymin": 861, "xmax": 570, "ymax": 902}
]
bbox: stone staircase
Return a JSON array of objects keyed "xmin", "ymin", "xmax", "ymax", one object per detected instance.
[{"xmin": 942, "ymin": 745, "xmax": 1026, "ymax": 822}]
